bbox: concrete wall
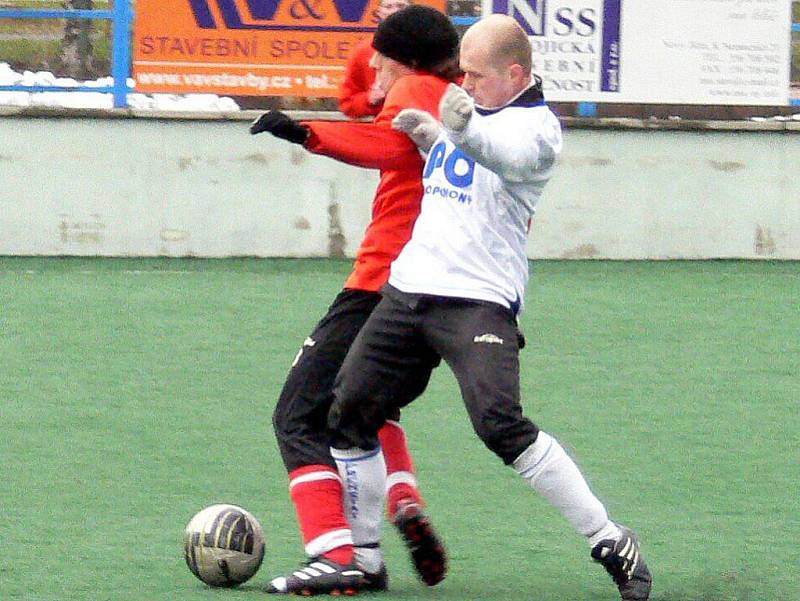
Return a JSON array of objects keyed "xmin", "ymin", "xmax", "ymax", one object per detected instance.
[{"xmin": 1, "ymin": 113, "xmax": 798, "ymax": 259}]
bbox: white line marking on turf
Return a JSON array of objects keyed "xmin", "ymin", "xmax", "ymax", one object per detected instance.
[
  {"xmin": 123, "ymin": 270, "xmax": 195, "ymax": 275},
  {"xmin": 0, "ymin": 270, "xmax": 197, "ymax": 275}
]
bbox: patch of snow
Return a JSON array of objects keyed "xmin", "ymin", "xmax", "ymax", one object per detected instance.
[{"xmin": 0, "ymin": 63, "xmax": 240, "ymax": 111}]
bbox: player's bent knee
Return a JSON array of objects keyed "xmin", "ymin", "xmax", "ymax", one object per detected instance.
[
  {"xmin": 473, "ymin": 422, "xmax": 539, "ymax": 465},
  {"xmin": 328, "ymin": 391, "xmax": 384, "ymax": 450},
  {"xmin": 271, "ymin": 392, "xmax": 313, "ymax": 440},
  {"xmin": 271, "ymin": 406, "xmax": 289, "ymax": 438}
]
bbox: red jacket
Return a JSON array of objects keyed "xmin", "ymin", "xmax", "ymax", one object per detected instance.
[
  {"xmin": 338, "ymin": 36, "xmax": 381, "ymax": 119},
  {"xmin": 304, "ymin": 73, "xmax": 450, "ymax": 291}
]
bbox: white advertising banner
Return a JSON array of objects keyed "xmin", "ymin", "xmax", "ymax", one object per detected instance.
[{"xmin": 482, "ymin": 0, "xmax": 793, "ymax": 105}]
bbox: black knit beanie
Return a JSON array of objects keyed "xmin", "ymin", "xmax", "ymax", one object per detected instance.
[{"xmin": 372, "ymin": 5, "xmax": 459, "ymax": 71}]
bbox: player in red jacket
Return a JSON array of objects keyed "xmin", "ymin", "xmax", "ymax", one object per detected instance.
[
  {"xmin": 250, "ymin": 7, "xmax": 461, "ymax": 596},
  {"xmin": 338, "ymin": 0, "xmax": 411, "ymax": 118}
]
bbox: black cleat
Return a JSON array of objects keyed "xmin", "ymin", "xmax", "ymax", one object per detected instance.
[
  {"xmin": 393, "ymin": 500, "xmax": 447, "ymax": 586},
  {"xmin": 591, "ymin": 526, "xmax": 652, "ymax": 601},
  {"xmin": 362, "ymin": 563, "xmax": 388, "ymax": 592},
  {"xmin": 267, "ymin": 557, "xmax": 364, "ymax": 596}
]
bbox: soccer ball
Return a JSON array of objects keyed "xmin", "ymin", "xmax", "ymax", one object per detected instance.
[{"xmin": 183, "ymin": 503, "xmax": 265, "ymax": 587}]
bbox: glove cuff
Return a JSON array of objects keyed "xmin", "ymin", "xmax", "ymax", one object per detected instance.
[{"xmin": 287, "ymin": 124, "xmax": 310, "ymax": 145}]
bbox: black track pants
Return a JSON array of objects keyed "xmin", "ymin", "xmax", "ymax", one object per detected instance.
[{"xmin": 329, "ymin": 286, "xmax": 539, "ymax": 465}]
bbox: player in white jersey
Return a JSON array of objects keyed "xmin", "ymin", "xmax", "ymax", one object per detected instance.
[{"xmin": 325, "ymin": 15, "xmax": 652, "ymax": 600}]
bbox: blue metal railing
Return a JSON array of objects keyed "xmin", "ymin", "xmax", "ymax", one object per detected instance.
[
  {"xmin": 0, "ymin": 2, "xmax": 132, "ymax": 107},
  {"xmin": 0, "ymin": 7, "xmax": 797, "ymax": 111},
  {"xmin": 451, "ymin": 15, "xmax": 479, "ymax": 26},
  {"xmin": 790, "ymin": 21, "xmax": 800, "ymax": 106},
  {"xmin": 0, "ymin": 8, "xmax": 112, "ymax": 18}
]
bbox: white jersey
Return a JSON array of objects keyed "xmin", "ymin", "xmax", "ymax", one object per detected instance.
[{"xmin": 389, "ymin": 86, "xmax": 563, "ymax": 314}]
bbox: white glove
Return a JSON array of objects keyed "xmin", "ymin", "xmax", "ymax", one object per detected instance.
[
  {"xmin": 439, "ymin": 83, "xmax": 474, "ymax": 132},
  {"xmin": 392, "ymin": 108, "xmax": 442, "ymax": 153}
]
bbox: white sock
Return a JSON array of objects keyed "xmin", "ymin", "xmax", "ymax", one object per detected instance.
[
  {"xmin": 353, "ymin": 545, "xmax": 383, "ymax": 574},
  {"xmin": 587, "ymin": 521, "xmax": 623, "ymax": 549},
  {"xmin": 513, "ymin": 431, "xmax": 621, "ymax": 546},
  {"xmin": 330, "ymin": 446, "xmax": 386, "ymax": 572}
]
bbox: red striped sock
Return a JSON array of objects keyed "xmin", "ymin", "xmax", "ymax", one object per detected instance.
[
  {"xmin": 289, "ymin": 465, "xmax": 354, "ymax": 565},
  {"xmin": 378, "ymin": 421, "xmax": 424, "ymax": 517}
]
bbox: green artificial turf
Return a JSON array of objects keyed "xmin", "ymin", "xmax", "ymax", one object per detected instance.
[{"xmin": 1, "ymin": 258, "xmax": 797, "ymax": 601}]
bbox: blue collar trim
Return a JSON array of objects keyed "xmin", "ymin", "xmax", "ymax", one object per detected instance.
[{"xmin": 474, "ymin": 84, "xmax": 546, "ymax": 116}]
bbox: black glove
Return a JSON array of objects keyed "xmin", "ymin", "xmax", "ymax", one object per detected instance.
[{"xmin": 249, "ymin": 110, "xmax": 309, "ymax": 144}]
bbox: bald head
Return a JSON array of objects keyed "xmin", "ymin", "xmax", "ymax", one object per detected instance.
[
  {"xmin": 462, "ymin": 15, "xmax": 532, "ymax": 74},
  {"xmin": 459, "ymin": 15, "xmax": 533, "ymax": 108}
]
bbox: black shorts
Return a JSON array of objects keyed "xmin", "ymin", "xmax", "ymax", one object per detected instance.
[
  {"xmin": 272, "ymin": 289, "xmax": 381, "ymax": 472},
  {"xmin": 329, "ymin": 285, "xmax": 539, "ymax": 465}
]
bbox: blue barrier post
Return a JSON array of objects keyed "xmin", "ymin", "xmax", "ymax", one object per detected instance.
[
  {"xmin": 790, "ymin": 23, "xmax": 800, "ymax": 106},
  {"xmin": 111, "ymin": 0, "xmax": 133, "ymax": 108},
  {"xmin": 0, "ymin": 5, "xmax": 127, "ymax": 106}
]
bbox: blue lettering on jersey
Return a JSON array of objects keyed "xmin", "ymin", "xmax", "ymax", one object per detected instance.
[
  {"xmin": 424, "ymin": 185, "xmax": 472, "ymax": 204},
  {"xmin": 423, "ymin": 142, "xmax": 475, "ymax": 204},
  {"xmin": 444, "ymin": 148, "xmax": 474, "ymax": 188},
  {"xmin": 423, "ymin": 142, "xmax": 447, "ymax": 179}
]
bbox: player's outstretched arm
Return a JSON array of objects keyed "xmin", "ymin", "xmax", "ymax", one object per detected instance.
[
  {"xmin": 392, "ymin": 109, "xmax": 441, "ymax": 153},
  {"xmin": 250, "ymin": 110, "xmax": 310, "ymax": 144},
  {"xmin": 249, "ymin": 107, "xmax": 424, "ymax": 171},
  {"xmin": 439, "ymin": 84, "xmax": 474, "ymax": 133},
  {"xmin": 439, "ymin": 84, "xmax": 560, "ymax": 183},
  {"xmin": 303, "ymin": 121, "xmax": 423, "ymax": 171}
]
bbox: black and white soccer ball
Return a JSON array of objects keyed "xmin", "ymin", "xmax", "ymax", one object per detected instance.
[{"xmin": 183, "ymin": 503, "xmax": 265, "ymax": 587}]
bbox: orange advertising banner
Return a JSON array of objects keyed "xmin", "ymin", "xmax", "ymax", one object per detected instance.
[{"xmin": 133, "ymin": 0, "xmax": 447, "ymax": 97}]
